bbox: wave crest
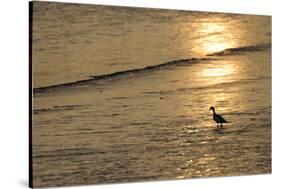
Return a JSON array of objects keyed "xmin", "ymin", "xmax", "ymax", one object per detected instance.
[
  {"xmin": 33, "ymin": 57, "xmax": 211, "ymax": 94},
  {"xmin": 207, "ymin": 43, "xmax": 271, "ymax": 56},
  {"xmin": 33, "ymin": 43, "xmax": 271, "ymax": 94}
]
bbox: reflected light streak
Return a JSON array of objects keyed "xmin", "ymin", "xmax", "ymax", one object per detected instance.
[
  {"xmin": 200, "ymin": 64, "xmax": 235, "ymax": 78},
  {"xmin": 198, "ymin": 61, "xmax": 239, "ymax": 113},
  {"xmin": 195, "ymin": 22, "xmax": 237, "ymax": 55}
]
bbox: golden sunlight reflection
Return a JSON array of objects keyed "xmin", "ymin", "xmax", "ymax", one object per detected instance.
[
  {"xmin": 209, "ymin": 93, "xmax": 229, "ymax": 113},
  {"xmin": 196, "ymin": 60, "xmax": 240, "ymax": 114},
  {"xmin": 176, "ymin": 154, "xmax": 219, "ymax": 178},
  {"xmin": 194, "ymin": 22, "xmax": 237, "ymax": 55},
  {"xmin": 210, "ymin": 92, "xmax": 228, "ymax": 103},
  {"xmin": 200, "ymin": 63, "xmax": 236, "ymax": 78}
]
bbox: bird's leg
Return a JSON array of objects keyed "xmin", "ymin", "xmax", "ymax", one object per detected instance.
[
  {"xmin": 220, "ymin": 123, "xmax": 223, "ymax": 128},
  {"xmin": 217, "ymin": 123, "xmax": 218, "ymax": 128}
]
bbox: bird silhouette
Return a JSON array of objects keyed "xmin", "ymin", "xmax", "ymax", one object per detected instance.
[{"xmin": 209, "ymin": 106, "xmax": 228, "ymax": 128}]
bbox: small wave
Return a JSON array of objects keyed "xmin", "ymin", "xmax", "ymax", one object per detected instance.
[
  {"xmin": 33, "ymin": 43, "xmax": 270, "ymax": 94},
  {"xmin": 110, "ymin": 96, "xmax": 128, "ymax": 100},
  {"xmin": 33, "ymin": 57, "xmax": 212, "ymax": 94},
  {"xmin": 207, "ymin": 43, "xmax": 271, "ymax": 56},
  {"xmin": 33, "ymin": 104, "xmax": 89, "ymax": 114},
  {"xmin": 142, "ymin": 78, "xmax": 265, "ymax": 95}
]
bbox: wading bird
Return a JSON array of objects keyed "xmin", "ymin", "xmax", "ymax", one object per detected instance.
[{"xmin": 209, "ymin": 106, "xmax": 228, "ymax": 128}]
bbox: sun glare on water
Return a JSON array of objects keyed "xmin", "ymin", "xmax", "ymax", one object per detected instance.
[
  {"xmin": 201, "ymin": 63, "xmax": 236, "ymax": 78},
  {"xmin": 195, "ymin": 22, "xmax": 237, "ymax": 55}
]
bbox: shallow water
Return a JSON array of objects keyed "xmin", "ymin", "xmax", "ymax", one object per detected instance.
[{"xmin": 31, "ymin": 2, "xmax": 271, "ymax": 188}]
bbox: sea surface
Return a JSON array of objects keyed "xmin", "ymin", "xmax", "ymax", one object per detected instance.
[{"xmin": 31, "ymin": 2, "xmax": 271, "ymax": 187}]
